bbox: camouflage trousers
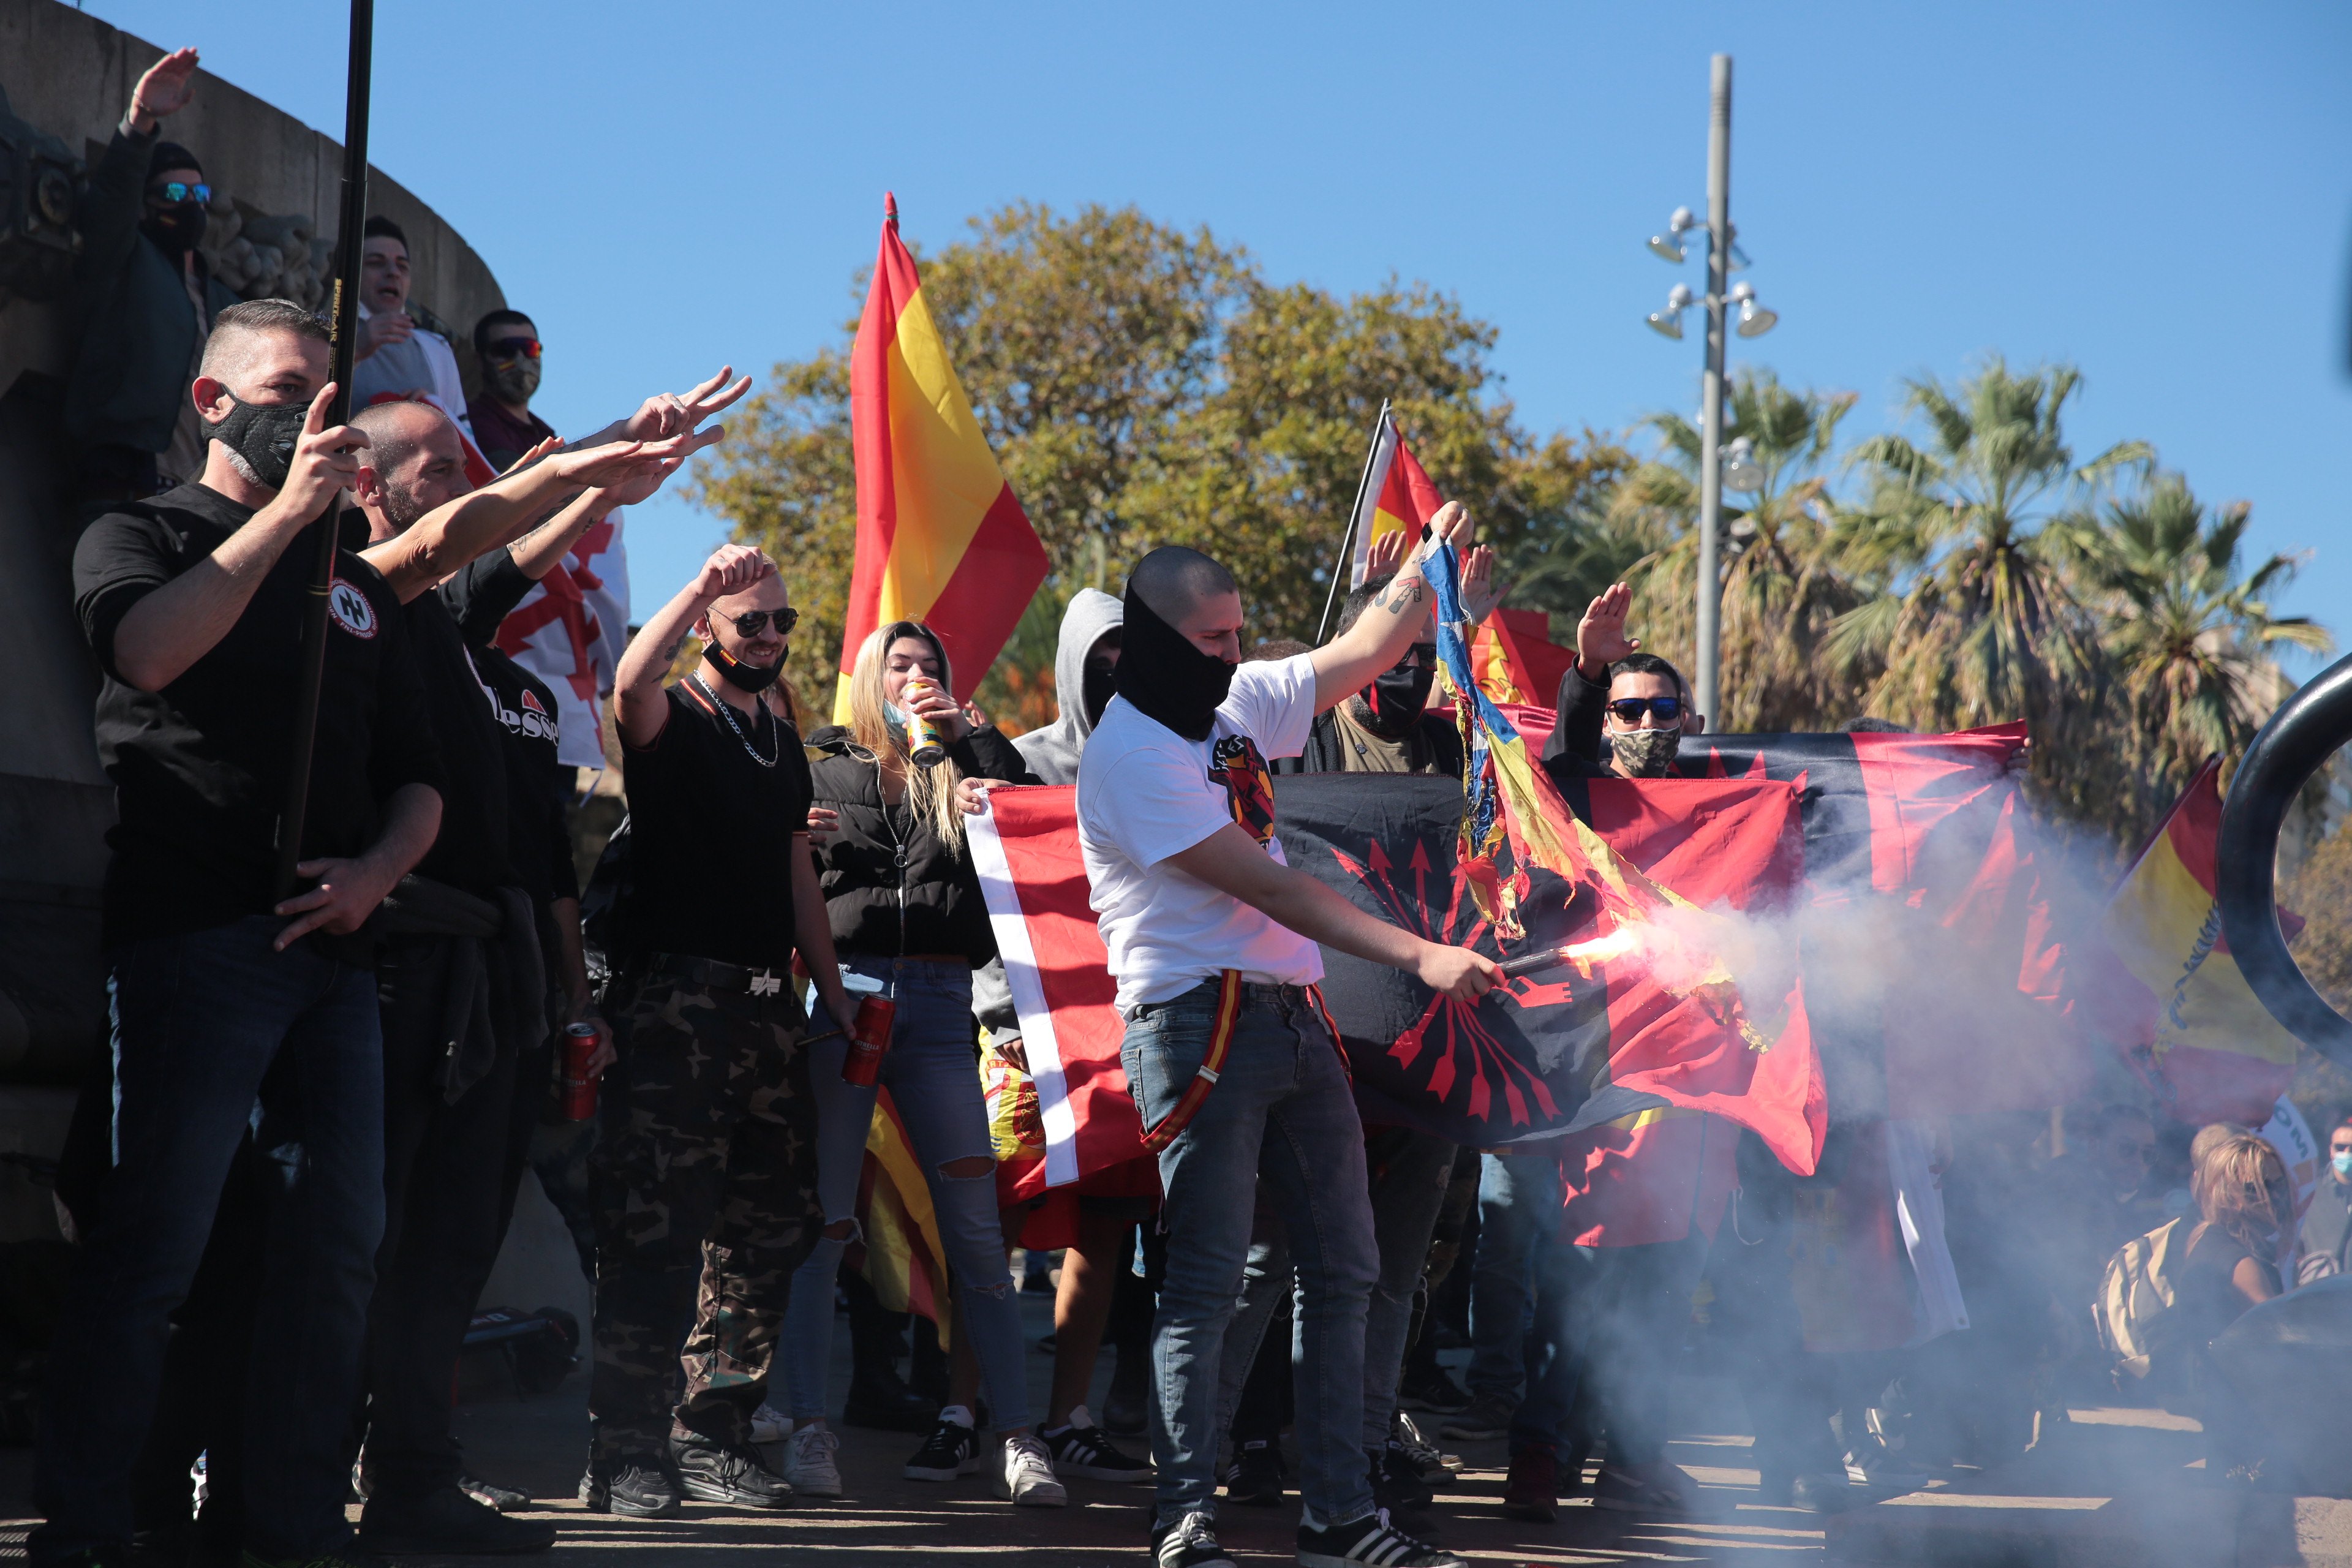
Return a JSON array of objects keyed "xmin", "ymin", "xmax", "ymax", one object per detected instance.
[{"xmin": 587, "ymin": 963, "xmax": 820, "ymax": 1462}]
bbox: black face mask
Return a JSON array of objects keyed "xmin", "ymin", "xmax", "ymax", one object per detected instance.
[
  {"xmin": 1115, "ymin": 585, "xmax": 1234, "ymax": 742},
  {"xmin": 707, "ymin": 639, "xmax": 783, "ymax": 695},
  {"xmin": 201, "ymin": 393, "xmax": 309, "ymax": 489},
  {"xmin": 1082, "ymin": 654, "xmax": 1119, "ymax": 729},
  {"xmin": 1360, "ymin": 661, "xmax": 1435, "ymax": 738},
  {"xmin": 141, "ymin": 204, "xmax": 208, "ymax": 255}
]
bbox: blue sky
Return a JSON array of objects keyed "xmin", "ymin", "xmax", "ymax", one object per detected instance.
[{"xmin": 80, "ymin": 1, "xmax": 2352, "ymax": 671}]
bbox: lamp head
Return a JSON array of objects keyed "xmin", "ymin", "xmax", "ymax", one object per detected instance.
[
  {"xmin": 1730, "ymin": 281, "xmax": 1777, "ymax": 337},
  {"xmin": 1722, "ymin": 436, "xmax": 1764, "ymax": 494},
  {"xmin": 1645, "ymin": 282, "xmax": 1695, "ymax": 340}
]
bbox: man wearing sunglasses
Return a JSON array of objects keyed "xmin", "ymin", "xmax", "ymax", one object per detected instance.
[
  {"xmin": 65, "ymin": 44, "xmax": 246, "ymax": 506},
  {"xmin": 469, "ymin": 310, "xmax": 557, "ymax": 473},
  {"xmin": 1540, "ymin": 584, "xmax": 1705, "ymax": 780}
]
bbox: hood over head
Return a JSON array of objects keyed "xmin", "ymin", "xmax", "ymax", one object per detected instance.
[{"xmin": 1014, "ymin": 587, "xmax": 1124, "ymax": 785}]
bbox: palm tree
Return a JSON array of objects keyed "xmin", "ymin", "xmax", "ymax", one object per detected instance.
[
  {"xmin": 2052, "ymin": 473, "xmax": 2331, "ymax": 834},
  {"xmin": 1608, "ymin": 368, "xmax": 1872, "ymax": 731},
  {"xmin": 1831, "ymin": 358, "xmax": 2147, "ymax": 813}
]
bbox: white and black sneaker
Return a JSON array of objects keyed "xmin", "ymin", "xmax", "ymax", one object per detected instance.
[
  {"xmin": 1041, "ymin": 1405, "xmax": 1154, "ymax": 1482},
  {"xmin": 1152, "ymin": 1511, "xmax": 1238, "ymax": 1568},
  {"xmin": 903, "ymin": 1407, "xmax": 983, "ymax": 1480},
  {"xmin": 992, "ymin": 1432, "xmax": 1068, "ymax": 1507},
  {"xmin": 1297, "ymin": 1507, "xmax": 1468, "ymax": 1568}
]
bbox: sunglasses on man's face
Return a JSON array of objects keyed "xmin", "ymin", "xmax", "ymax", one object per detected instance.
[
  {"xmin": 1392, "ymin": 644, "xmax": 1439, "ymax": 673},
  {"xmin": 725, "ymin": 607, "xmax": 798, "ymax": 638},
  {"xmin": 149, "ymin": 181, "xmax": 210, "ymax": 206},
  {"xmin": 483, "ymin": 337, "xmax": 541, "ymax": 362},
  {"xmin": 1607, "ymin": 696, "xmax": 1684, "ymax": 725}
]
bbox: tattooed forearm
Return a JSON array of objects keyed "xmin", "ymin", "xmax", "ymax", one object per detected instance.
[{"xmin": 1374, "ymin": 579, "xmax": 1426, "ymax": 615}]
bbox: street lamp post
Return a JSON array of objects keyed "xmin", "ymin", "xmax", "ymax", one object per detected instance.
[{"xmin": 1643, "ymin": 53, "xmax": 1777, "ymax": 728}]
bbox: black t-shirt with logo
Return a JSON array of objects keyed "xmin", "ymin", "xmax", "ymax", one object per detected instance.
[
  {"xmin": 401, "ymin": 590, "xmax": 513, "ymax": 895},
  {"xmin": 72, "ymin": 481, "xmax": 448, "ymax": 953},
  {"xmin": 442, "ymin": 548, "xmax": 579, "ymax": 909},
  {"xmin": 622, "ymin": 680, "xmax": 812, "ymax": 971}
]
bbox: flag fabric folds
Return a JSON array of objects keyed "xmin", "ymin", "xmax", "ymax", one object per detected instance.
[
  {"xmin": 1467, "ymin": 608, "xmax": 1575, "ymax": 710},
  {"xmin": 1346, "ymin": 410, "xmax": 1447, "ymax": 589},
  {"xmin": 839, "ymin": 195, "xmax": 1049, "ymax": 722},
  {"xmin": 2101, "ymin": 758, "xmax": 2305, "ymax": 1126}
]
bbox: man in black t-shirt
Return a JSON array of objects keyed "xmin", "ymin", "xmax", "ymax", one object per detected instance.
[
  {"xmin": 582, "ymin": 544, "xmax": 855, "ymax": 1516},
  {"xmin": 341, "ymin": 397, "xmax": 705, "ymax": 1552},
  {"xmin": 37, "ymin": 300, "xmax": 448, "ymax": 1568}
]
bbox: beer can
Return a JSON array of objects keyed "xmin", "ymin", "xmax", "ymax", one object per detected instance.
[
  {"xmin": 558, "ymin": 1023, "xmax": 600, "ymax": 1121},
  {"xmin": 903, "ymin": 677, "xmax": 948, "ymax": 769},
  {"xmin": 840, "ymin": 995, "xmax": 897, "ymax": 1086}
]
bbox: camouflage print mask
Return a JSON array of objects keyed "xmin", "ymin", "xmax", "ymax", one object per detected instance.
[{"xmin": 1611, "ymin": 726, "xmax": 1683, "ymax": 778}]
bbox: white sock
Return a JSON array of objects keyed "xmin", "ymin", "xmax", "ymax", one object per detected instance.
[
  {"xmin": 1299, "ymin": 1503, "xmax": 1327, "ymax": 1531},
  {"xmin": 940, "ymin": 1404, "xmax": 976, "ymax": 1430}
]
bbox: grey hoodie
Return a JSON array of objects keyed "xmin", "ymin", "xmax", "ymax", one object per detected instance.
[
  {"xmin": 974, "ymin": 589, "xmax": 1125, "ymax": 1039},
  {"xmin": 1011, "ymin": 587, "xmax": 1124, "ymax": 786}
]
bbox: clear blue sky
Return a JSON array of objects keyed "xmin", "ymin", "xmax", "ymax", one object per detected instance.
[{"xmin": 79, "ymin": 1, "xmax": 2352, "ymax": 670}]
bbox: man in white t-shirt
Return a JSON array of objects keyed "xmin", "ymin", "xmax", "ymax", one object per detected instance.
[{"xmin": 1077, "ymin": 521, "xmax": 1494, "ymax": 1568}]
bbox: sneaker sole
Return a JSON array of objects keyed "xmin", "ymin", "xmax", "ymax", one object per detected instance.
[
  {"xmin": 1298, "ymin": 1551, "xmax": 1466, "ymax": 1568},
  {"xmin": 603, "ymin": 1493, "xmax": 683, "ymax": 1518},
  {"xmin": 786, "ymin": 1474, "xmax": 845, "ymax": 1498},
  {"xmin": 677, "ymin": 1480, "xmax": 793, "ymax": 1510},
  {"xmin": 993, "ymin": 1480, "xmax": 1069, "ymax": 1507},
  {"xmin": 903, "ymin": 1457, "xmax": 984, "ymax": 1481}
]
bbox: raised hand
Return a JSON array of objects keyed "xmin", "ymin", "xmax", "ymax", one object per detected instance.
[
  {"xmin": 277, "ymin": 383, "xmax": 366, "ymax": 520},
  {"xmin": 1426, "ymin": 500, "xmax": 1475, "ymax": 553},
  {"xmin": 130, "ymin": 47, "xmax": 200, "ymax": 133},
  {"xmin": 356, "ymin": 309, "xmax": 414, "ymax": 363},
  {"xmin": 1460, "ymin": 543, "xmax": 1507, "ymax": 624},
  {"xmin": 624, "ymin": 366, "xmax": 753, "ymax": 442},
  {"xmin": 1576, "ymin": 582, "xmax": 1640, "ymax": 674},
  {"xmin": 502, "ymin": 434, "xmax": 564, "ymax": 476},
  {"xmin": 690, "ymin": 543, "xmax": 774, "ymax": 604},
  {"xmin": 1366, "ymin": 526, "xmax": 1410, "ymax": 580}
]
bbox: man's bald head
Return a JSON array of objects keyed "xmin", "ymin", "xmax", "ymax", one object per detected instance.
[
  {"xmin": 350, "ymin": 400, "xmax": 454, "ymax": 483},
  {"xmin": 1130, "ymin": 545, "xmax": 1237, "ymax": 624},
  {"xmin": 351, "ymin": 400, "xmax": 471, "ymax": 536}
]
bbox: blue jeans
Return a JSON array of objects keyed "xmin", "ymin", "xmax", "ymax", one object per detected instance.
[
  {"xmin": 1468, "ymin": 1150, "xmax": 1564, "ymax": 1404},
  {"xmin": 1122, "ymin": 981, "xmax": 1378, "ymax": 1529},
  {"xmin": 782, "ymin": 956, "xmax": 1028, "ymax": 1430},
  {"xmin": 34, "ymin": 916, "xmax": 385, "ymax": 1563},
  {"xmin": 1218, "ymin": 1128, "xmax": 1455, "ymax": 1453}
]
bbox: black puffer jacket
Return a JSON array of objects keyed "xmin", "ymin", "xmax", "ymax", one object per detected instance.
[{"xmin": 807, "ymin": 725, "xmax": 1036, "ymax": 966}]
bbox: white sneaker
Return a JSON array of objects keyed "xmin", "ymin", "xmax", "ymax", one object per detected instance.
[
  {"xmin": 750, "ymin": 1401, "xmax": 791, "ymax": 1445},
  {"xmin": 993, "ymin": 1432, "xmax": 1068, "ymax": 1507},
  {"xmin": 784, "ymin": 1423, "xmax": 843, "ymax": 1498}
]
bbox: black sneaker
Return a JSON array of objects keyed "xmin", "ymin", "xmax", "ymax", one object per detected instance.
[
  {"xmin": 1396, "ymin": 1360, "xmax": 1471, "ymax": 1414},
  {"xmin": 1296, "ymin": 1510, "xmax": 1468, "ymax": 1568},
  {"xmin": 1041, "ymin": 1405, "xmax": 1154, "ymax": 1482},
  {"xmin": 903, "ymin": 1414, "xmax": 982, "ymax": 1480},
  {"xmin": 1389, "ymin": 1412, "xmax": 1461, "ymax": 1488},
  {"xmin": 460, "ymin": 1471, "xmax": 532, "ymax": 1512},
  {"xmin": 578, "ymin": 1458, "xmax": 681, "ymax": 1518},
  {"xmin": 670, "ymin": 1433, "xmax": 793, "ymax": 1509},
  {"xmin": 1223, "ymin": 1438, "xmax": 1286, "ymax": 1506},
  {"xmin": 358, "ymin": 1485, "xmax": 556, "ymax": 1554},
  {"xmin": 1371, "ymin": 1446, "xmax": 1436, "ymax": 1531},
  {"xmin": 1152, "ymin": 1511, "xmax": 1238, "ymax": 1567}
]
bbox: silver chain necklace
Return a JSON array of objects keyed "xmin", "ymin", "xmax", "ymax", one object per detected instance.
[{"xmin": 690, "ymin": 674, "xmax": 778, "ymax": 768}]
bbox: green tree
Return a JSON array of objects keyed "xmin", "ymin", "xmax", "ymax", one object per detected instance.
[
  {"xmin": 687, "ymin": 202, "xmax": 1621, "ymax": 717},
  {"xmin": 1832, "ymin": 358, "xmax": 2149, "ymax": 817}
]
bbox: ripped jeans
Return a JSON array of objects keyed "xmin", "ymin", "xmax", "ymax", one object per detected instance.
[{"xmin": 780, "ymin": 956, "xmax": 1029, "ymax": 1430}]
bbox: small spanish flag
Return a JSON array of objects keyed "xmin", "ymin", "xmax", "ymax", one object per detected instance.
[
  {"xmin": 1348, "ymin": 408, "xmax": 1447, "ymax": 589},
  {"xmin": 838, "ymin": 194, "xmax": 1049, "ymax": 722},
  {"xmin": 2101, "ymin": 758, "xmax": 2304, "ymax": 1125}
]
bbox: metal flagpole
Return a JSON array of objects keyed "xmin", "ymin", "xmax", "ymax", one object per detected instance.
[
  {"xmin": 272, "ymin": 0, "xmax": 374, "ymax": 899},
  {"xmin": 1316, "ymin": 398, "xmax": 1392, "ymax": 644},
  {"xmin": 1692, "ymin": 53, "xmax": 1731, "ymax": 728}
]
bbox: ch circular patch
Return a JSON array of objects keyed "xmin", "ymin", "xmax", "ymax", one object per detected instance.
[{"xmin": 328, "ymin": 578, "xmax": 379, "ymax": 639}]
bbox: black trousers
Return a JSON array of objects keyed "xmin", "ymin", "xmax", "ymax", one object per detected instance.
[{"xmin": 362, "ymin": 934, "xmax": 524, "ymax": 1500}]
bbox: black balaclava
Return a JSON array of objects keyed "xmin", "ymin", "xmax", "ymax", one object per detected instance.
[
  {"xmin": 1080, "ymin": 631, "xmax": 1121, "ymax": 728},
  {"xmin": 202, "ymin": 394, "xmax": 307, "ymax": 488},
  {"xmin": 142, "ymin": 142, "xmax": 208, "ymax": 254},
  {"xmin": 1115, "ymin": 584, "xmax": 1233, "ymax": 742},
  {"xmin": 707, "ymin": 639, "xmax": 783, "ymax": 695},
  {"xmin": 1359, "ymin": 658, "xmax": 1435, "ymax": 738}
]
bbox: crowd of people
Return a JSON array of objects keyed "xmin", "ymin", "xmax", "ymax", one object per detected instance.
[{"xmin": 24, "ymin": 41, "xmax": 2351, "ymax": 1568}]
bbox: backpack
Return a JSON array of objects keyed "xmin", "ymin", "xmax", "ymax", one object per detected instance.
[{"xmin": 2096, "ymin": 1216, "xmax": 2186, "ymax": 1379}]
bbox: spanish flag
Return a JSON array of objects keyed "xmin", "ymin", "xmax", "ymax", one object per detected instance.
[
  {"xmin": 838, "ymin": 194, "xmax": 1049, "ymax": 722},
  {"xmin": 1348, "ymin": 409, "xmax": 1447, "ymax": 589},
  {"xmin": 2101, "ymin": 758, "xmax": 2304, "ymax": 1125}
]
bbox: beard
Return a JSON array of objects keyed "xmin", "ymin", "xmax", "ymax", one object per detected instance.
[{"xmin": 376, "ymin": 484, "xmax": 431, "ymax": 532}]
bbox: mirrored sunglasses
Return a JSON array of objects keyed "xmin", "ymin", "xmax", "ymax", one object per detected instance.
[
  {"xmin": 726, "ymin": 607, "xmax": 799, "ymax": 638},
  {"xmin": 483, "ymin": 337, "xmax": 541, "ymax": 362},
  {"xmin": 1607, "ymin": 696, "xmax": 1684, "ymax": 724},
  {"xmin": 150, "ymin": 181, "xmax": 210, "ymax": 205}
]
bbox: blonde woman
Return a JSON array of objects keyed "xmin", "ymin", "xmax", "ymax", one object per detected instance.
[{"xmin": 776, "ymin": 621, "xmax": 1054, "ymax": 1502}]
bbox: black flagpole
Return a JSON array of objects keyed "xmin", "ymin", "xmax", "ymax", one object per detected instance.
[
  {"xmin": 1315, "ymin": 398, "xmax": 1391, "ymax": 644},
  {"xmin": 273, "ymin": 0, "xmax": 374, "ymax": 899}
]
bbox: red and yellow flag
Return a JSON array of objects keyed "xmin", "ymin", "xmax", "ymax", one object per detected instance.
[
  {"xmin": 1468, "ymin": 608, "xmax": 1576, "ymax": 709},
  {"xmin": 2100, "ymin": 758, "xmax": 2304, "ymax": 1125},
  {"xmin": 839, "ymin": 194, "xmax": 1049, "ymax": 722},
  {"xmin": 1348, "ymin": 411, "xmax": 1447, "ymax": 588}
]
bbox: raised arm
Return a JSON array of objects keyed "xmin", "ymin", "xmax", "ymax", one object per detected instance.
[
  {"xmin": 1167, "ymin": 824, "xmax": 1497, "ymax": 1001},
  {"xmin": 570, "ymin": 365, "xmax": 753, "ymax": 453},
  {"xmin": 111, "ymin": 384, "xmax": 360, "ymax": 692},
  {"xmin": 612, "ymin": 545, "xmax": 772, "ymax": 749},
  {"xmin": 1308, "ymin": 502, "xmax": 1481, "ymax": 712}
]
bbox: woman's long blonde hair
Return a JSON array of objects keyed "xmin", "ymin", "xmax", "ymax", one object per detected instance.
[
  {"xmin": 2192, "ymin": 1129, "xmax": 2292, "ymax": 1253},
  {"xmin": 846, "ymin": 620, "xmax": 968, "ymax": 853}
]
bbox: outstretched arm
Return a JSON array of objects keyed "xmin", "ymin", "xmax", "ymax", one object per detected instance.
[
  {"xmin": 571, "ymin": 365, "xmax": 753, "ymax": 453},
  {"xmin": 612, "ymin": 544, "xmax": 771, "ymax": 749}
]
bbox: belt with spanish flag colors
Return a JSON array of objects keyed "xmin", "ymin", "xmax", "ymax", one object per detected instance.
[{"xmin": 1138, "ymin": 973, "xmax": 1349, "ymax": 1155}]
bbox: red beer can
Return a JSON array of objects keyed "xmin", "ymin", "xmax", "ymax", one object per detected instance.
[
  {"xmin": 558, "ymin": 1023, "xmax": 600, "ymax": 1121},
  {"xmin": 840, "ymin": 995, "xmax": 897, "ymax": 1086}
]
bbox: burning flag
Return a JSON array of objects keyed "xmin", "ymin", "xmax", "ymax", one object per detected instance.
[{"xmin": 838, "ymin": 193, "xmax": 1049, "ymax": 720}]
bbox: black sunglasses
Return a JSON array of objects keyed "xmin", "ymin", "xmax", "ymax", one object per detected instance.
[
  {"xmin": 149, "ymin": 181, "xmax": 210, "ymax": 206},
  {"xmin": 1392, "ymin": 643, "xmax": 1438, "ymax": 673},
  {"xmin": 1607, "ymin": 696, "xmax": 1684, "ymax": 725},
  {"xmin": 483, "ymin": 337, "xmax": 541, "ymax": 362},
  {"xmin": 725, "ymin": 607, "xmax": 798, "ymax": 638}
]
